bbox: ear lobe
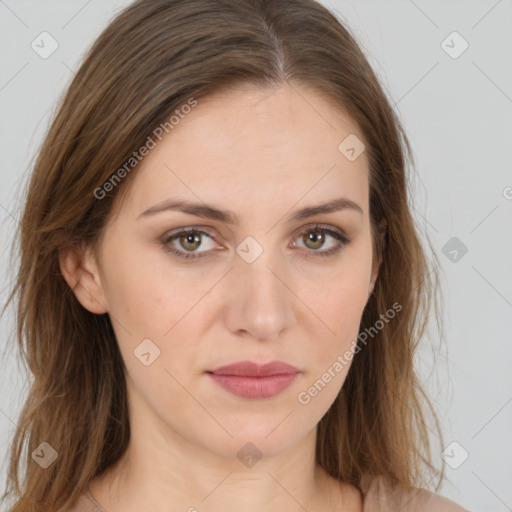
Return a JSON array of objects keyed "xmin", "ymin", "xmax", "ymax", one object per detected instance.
[{"xmin": 58, "ymin": 243, "xmax": 108, "ymax": 314}]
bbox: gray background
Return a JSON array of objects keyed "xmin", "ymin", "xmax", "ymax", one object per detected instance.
[{"xmin": 1, "ymin": 1, "xmax": 511, "ymax": 510}]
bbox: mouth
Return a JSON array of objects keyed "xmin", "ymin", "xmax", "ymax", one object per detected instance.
[{"xmin": 206, "ymin": 360, "xmax": 301, "ymax": 399}]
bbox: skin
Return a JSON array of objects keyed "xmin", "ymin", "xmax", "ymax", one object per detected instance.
[{"xmin": 60, "ymin": 82, "xmax": 382, "ymax": 512}]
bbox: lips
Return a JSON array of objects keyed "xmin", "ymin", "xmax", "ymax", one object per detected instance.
[
  {"xmin": 207, "ymin": 360, "xmax": 300, "ymax": 377},
  {"xmin": 206, "ymin": 360, "xmax": 301, "ymax": 399}
]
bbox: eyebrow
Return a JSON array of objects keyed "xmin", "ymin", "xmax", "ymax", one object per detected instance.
[{"xmin": 138, "ymin": 196, "xmax": 363, "ymax": 224}]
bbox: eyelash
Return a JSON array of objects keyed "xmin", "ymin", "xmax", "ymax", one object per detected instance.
[{"xmin": 160, "ymin": 224, "xmax": 351, "ymax": 260}]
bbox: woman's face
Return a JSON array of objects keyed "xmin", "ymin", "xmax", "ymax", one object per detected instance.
[{"xmin": 81, "ymin": 83, "xmax": 379, "ymax": 462}]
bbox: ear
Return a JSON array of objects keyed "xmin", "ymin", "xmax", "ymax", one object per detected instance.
[
  {"xmin": 369, "ymin": 218, "xmax": 387, "ymax": 296},
  {"xmin": 58, "ymin": 243, "xmax": 108, "ymax": 314}
]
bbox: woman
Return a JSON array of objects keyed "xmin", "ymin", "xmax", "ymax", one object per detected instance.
[{"xmin": 2, "ymin": 0, "xmax": 470, "ymax": 510}]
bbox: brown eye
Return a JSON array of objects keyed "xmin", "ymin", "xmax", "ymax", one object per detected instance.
[
  {"xmin": 161, "ymin": 228, "xmax": 216, "ymax": 259},
  {"xmin": 294, "ymin": 225, "xmax": 351, "ymax": 259},
  {"xmin": 161, "ymin": 224, "xmax": 351, "ymax": 261},
  {"xmin": 178, "ymin": 232, "xmax": 202, "ymax": 251},
  {"xmin": 302, "ymin": 230, "xmax": 326, "ymax": 250}
]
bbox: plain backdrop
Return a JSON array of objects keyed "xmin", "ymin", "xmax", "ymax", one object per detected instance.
[{"xmin": 1, "ymin": 1, "xmax": 511, "ymax": 511}]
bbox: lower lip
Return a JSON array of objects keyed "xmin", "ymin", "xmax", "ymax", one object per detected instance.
[{"xmin": 207, "ymin": 372, "xmax": 299, "ymax": 399}]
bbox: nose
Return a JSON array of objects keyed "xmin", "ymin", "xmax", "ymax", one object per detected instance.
[{"xmin": 222, "ymin": 248, "xmax": 295, "ymax": 342}]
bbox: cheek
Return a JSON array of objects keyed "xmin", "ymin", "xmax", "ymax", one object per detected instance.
[
  {"xmin": 102, "ymin": 258, "xmax": 208, "ymax": 388},
  {"xmin": 100, "ymin": 227, "xmax": 373, "ymax": 368},
  {"xmin": 302, "ymin": 251, "xmax": 372, "ymax": 335},
  {"xmin": 296, "ymin": 272, "xmax": 371, "ymax": 412},
  {"xmin": 100, "ymin": 236, "xmax": 209, "ymax": 338},
  {"xmin": 303, "ymin": 283, "xmax": 367, "ymax": 378},
  {"xmin": 298, "ymin": 247, "xmax": 373, "ymax": 369}
]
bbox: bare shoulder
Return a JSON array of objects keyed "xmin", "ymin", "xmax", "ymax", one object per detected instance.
[
  {"xmin": 414, "ymin": 489, "xmax": 471, "ymax": 512},
  {"xmin": 361, "ymin": 475, "xmax": 470, "ymax": 512}
]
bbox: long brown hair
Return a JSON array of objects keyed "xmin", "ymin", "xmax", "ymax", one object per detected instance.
[{"xmin": 2, "ymin": 0, "xmax": 446, "ymax": 510}]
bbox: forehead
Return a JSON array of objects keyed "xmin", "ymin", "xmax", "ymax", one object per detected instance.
[{"xmin": 120, "ymin": 82, "xmax": 369, "ymax": 217}]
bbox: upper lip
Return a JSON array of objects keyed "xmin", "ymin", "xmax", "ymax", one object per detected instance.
[{"xmin": 207, "ymin": 360, "xmax": 300, "ymax": 377}]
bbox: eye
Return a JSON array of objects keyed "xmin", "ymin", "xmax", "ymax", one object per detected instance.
[
  {"xmin": 160, "ymin": 224, "xmax": 351, "ymax": 260},
  {"xmin": 292, "ymin": 224, "xmax": 351, "ymax": 258},
  {"xmin": 160, "ymin": 227, "xmax": 217, "ymax": 259}
]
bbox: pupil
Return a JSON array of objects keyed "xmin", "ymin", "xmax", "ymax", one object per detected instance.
[
  {"xmin": 306, "ymin": 231, "xmax": 324, "ymax": 249},
  {"xmin": 182, "ymin": 233, "xmax": 200, "ymax": 250}
]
